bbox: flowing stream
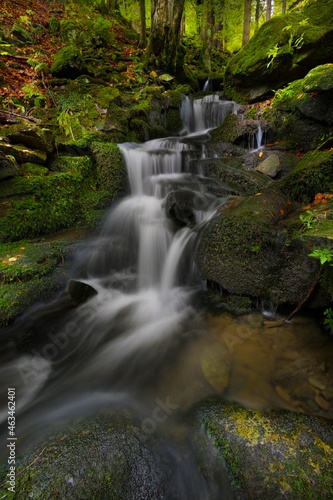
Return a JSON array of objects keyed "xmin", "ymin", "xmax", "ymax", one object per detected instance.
[{"xmin": 1, "ymin": 93, "xmax": 333, "ymax": 496}]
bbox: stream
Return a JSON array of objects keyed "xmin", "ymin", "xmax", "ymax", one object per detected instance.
[{"xmin": 1, "ymin": 93, "xmax": 333, "ymax": 497}]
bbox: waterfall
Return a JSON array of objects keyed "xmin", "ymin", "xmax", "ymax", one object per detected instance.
[{"xmin": 0, "ymin": 93, "xmax": 238, "ymax": 458}]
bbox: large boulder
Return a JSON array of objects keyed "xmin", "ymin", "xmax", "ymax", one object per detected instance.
[
  {"xmin": 196, "ymin": 185, "xmax": 323, "ymax": 305},
  {"xmin": 1, "ymin": 411, "xmax": 224, "ymax": 499},
  {"xmin": 224, "ymin": 0, "xmax": 333, "ymax": 102},
  {"xmin": 195, "ymin": 399, "xmax": 333, "ymax": 499}
]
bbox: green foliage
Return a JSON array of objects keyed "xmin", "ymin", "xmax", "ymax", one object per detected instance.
[
  {"xmin": 299, "ymin": 210, "xmax": 318, "ymax": 229},
  {"xmin": 57, "ymin": 109, "xmax": 84, "ymax": 141},
  {"xmin": 266, "ymin": 44, "xmax": 279, "ymax": 68},
  {"xmin": 22, "ymin": 83, "xmax": 45, "ymax": 107},
  {"xmin": 323, "ymin": 308, "xmax": 333, "ymax": 333},
  {"xmin": 282, "ymin": 18, "xmax": 309, "ymax": 49},
  {"xmin": 308, "ymin": 248, "xmax": 333, "ymax": 265}
]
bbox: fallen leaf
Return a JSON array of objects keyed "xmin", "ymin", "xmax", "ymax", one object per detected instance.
[
  {"xmin": 314, "ymin": 193, "xmax": 323, "ymax": 200},
  {"xmin": 255, "ymin": 192, "xmax": 262, "ymax": 196},
  {"xmin": 278, "ymin": 209, "xmax": 285, "ymax": 215},
  {"xmin": 2, "ymin": 260, "xmax": 7, "ymax": 264},
  {"xmin": 20, "ymin": 246, "xmax": 25, "ymax": 250},
  {"xmin": 302, "ymin": 205, "xmax": 311, "ymax": 210},
  {"xmin": 8, "ymin": 257, "xmax": 17, "ymax": 262}
]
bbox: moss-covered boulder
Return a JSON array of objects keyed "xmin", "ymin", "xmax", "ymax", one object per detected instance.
[
  {"xmin": 0, "ymin": 155, "xmax": 96, "ymax": 241},
  {"xmin": 195, "ymin": 399, "xmax": 333, "ymax": 499},
  {"xmin": 224, "ymin": 0, "xmax": 333, "ymax": 102},
  {"xmin": 91, "ymin": 142, "xmax": 128, "ymax": 204},
  {"xmin": 198, "ymin": 157, "xmax": 271, "ymax": 195},
  {"xmin": 0, "ymin": 125, "xmax": 55, "ymax": 153},
  {"xmin": 0, "ymin": 237, "xmax": 76, "ymax": 327},
  {"xmin": 264, "ymin": 65, "xmax": 333, "ymax": 151},
  {"xmin": 0, "ymin": 142, "xmax": 47, "ymax": 165},
  {"xmin": 196, "ymin": 185, "xmax": 321, "ymax": 305},
  {"xmin": 0, "ymin": 152, "xmax": 19, "ymax": 179},
  {"xmin": 10, "ymin": 23, "xmax": 33, "ymax": 44},
  {"xmin": 280, "ymin": 150, "xmax": 333, "ymax": 204},
  {"xmin": 51, "ymin": 45, "xmax": 88, "ymax": 79}
]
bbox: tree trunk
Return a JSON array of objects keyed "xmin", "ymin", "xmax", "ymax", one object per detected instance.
[
  {"xmin": 266, "ymin": 0, "xmax": 272, "ymax": 20},
  {"xmin": 146, "ymin": 0, "xmax": 185, "ymax": 73},
  {"xmin": 139, "ymin": 0, "xmax": 147, "ymax": 48},
  {"xmin": 242, "ymin": 0, "xmax": 252, "ymax": 46},
  {"xmin": 281, "ymin": 0, "xmax": 287, "ymax": 13}
]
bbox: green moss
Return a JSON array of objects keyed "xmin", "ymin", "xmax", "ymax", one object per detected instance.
[
  {"xmin": 91, "ymin": 142, "xmax": 127, "ymax": 203},
  {"xmin": 271, "ymin": 79, "xmax": 306, "ymax": 110},
  {"xmin": 0, "ymin": 239, "xmax": 71, "ymax": 326},
  {"xmin": 196, "ymin": 399, "xmax": 333, "ymax": 498},
  {"xmin": 0, "ymin": 276, "xmax": 63, "ymax": 327},
  {"xmin": 51, "ymin": 46, "xmax": 87, "ymax": 79},
  {"xmin": 0, "ymin": 240, "xmax": 66, "ymax": 284},
  {"xmin": 0, "ymin": 155, "xmax": 102, "ymax": 241},
  {"xmin": 20, "ymin": 163, "xmax": 49, "ymax": 176},
  {"xmin": 49, "ymin": 16, "xmax": 60, "ymax": 36},
  {"xmin": 302, "ymin": 63, "xmax": 333, "ymax": 93},
  {"xmin": 11, "ymin": 23, "xmax": 33, "ymax": 44},
  {"xmin": 280, "ymin": 150, "xmax": 333, "ymax": 203}
]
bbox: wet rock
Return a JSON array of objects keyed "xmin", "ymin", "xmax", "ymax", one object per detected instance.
[
  {"xmin": 309, "ymin": 375, "xmax": 326, "ymax": 391},
  {"xmin": 0, "ymin": 152, "xmax": 20, "ymax": 179},
  {"xmin": 196, "ymin": 185, "xmax": 320, "ymax": 305},
  {"xmin": 67, "ymin": 279, "xmax": 98, "ymax": 304},
  {"xmin": 314, "ymin": 395, "xmax": 331, "ymax": 411},
  {"xmin": 198, "ymin": 157, "xmax": 271, "ymax": 195},
  {"xmin": 201, "ymin": 345, "xmax": 230, "ymax": 392},
  {"xmin": 195, "ymin": 399, "xmax": 333, "ymax": 499},
  {"xmin": 4, "ymin": 411, "xmax": 224, "ymax": 499},
  {"xmin": 165, "ymin": 189, "xmax": 198, "ymax": 227},
  {"xmin": 255, "ymin": 153, "xmax": 281, "ymax": 178}
]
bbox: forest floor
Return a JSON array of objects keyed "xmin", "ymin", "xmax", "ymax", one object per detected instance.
[{"xmin": 0, "ymin": 0, "xmax": 140, "ymax": 108}]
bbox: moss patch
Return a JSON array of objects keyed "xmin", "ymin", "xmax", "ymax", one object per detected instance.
[
  {"xmin": 196, "ymin": 399, "xmax": 333, "ymax": 498},
  {"xmin": 280, "ymin": 150, "xmax": 333, "ymax": 204}
]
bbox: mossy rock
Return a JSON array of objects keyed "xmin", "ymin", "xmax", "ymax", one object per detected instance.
[
  {"xmin": 0, "ymin": 156, "xmax": 97, "ymax": 241},
  {"xmin": 195, "ymin": 399, "xmax": 333, "ymax": 499},
  {"xmin": 20, "ymin": 163, "xmax": 49, "ymax": 177},
  {"xmin": 49, "ymin": 16, "xmax": 60, "ymax": 36},
  {"xmin": 196, "ymin": 185, "xmax": 321, "ymax": 304},
  {"xmin": 0, "ymin": 239, "xmax": 72, "ymax": 324},
  {"xmin": 224, "ymin": 1, "xmax": 333, "ymax": 102},
  {"xmin": 0, "ymin": 152, "xmax": 19, "ymax": 179},
  {"xmin": 302, "ymin": 63, "xmax": 333, "ymax": 93},
  {"xmin": 0, "ymin": 142, "xmax": 47, "ymax": 165},
  {"xmin": 0, "ymin": 124, "xmax": 55, "ymax": 153},
  {"xmin": 91, "ymin": 142, "xmax": 127, "ymax": 203},
  {"xmin": 280, "ymin": 150, "xmax": 333, "ymax": 204},
  {"xmin": 10, "ymin": 23, "xmax": 33, "ymax": 44},
  {"xmin": 51, "ymin": 45, "xmax": 88, "ymax": 79},
  {"xmin": 198, "ymin": 157, "xmax": 271, "ymax": 195},
  {"xmin": 271, "ymin": 66, "xmax": 333, "ymax": 125}
]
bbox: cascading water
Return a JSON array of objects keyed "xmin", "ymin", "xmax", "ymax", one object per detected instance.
[{"xmin": 0, "ymin": 94, "xmax": 239, "ymax": 497}]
